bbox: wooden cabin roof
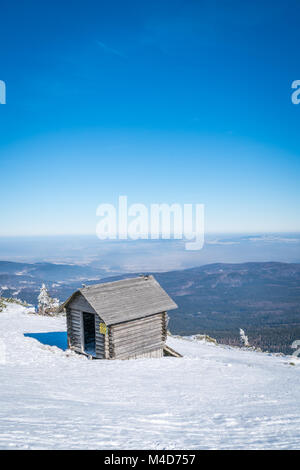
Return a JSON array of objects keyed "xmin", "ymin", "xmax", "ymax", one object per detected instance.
[{"xmin": 62, "ymin": 275, "xmax": 178, "ymax": 326}]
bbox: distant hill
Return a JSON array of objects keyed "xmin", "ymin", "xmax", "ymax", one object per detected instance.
[
  {"xmin": 0, "ymin": 261, "xmax": 106, "ymax": 281},
  {"xmin": 1, "ymin": 260, "xmax": 300, "ymax": 354},
  {"xmin": 0, "ymin": 261, "xmax": 106, "ymax": 306},
  {"xmin": 154, "ymin": 262, "xmax": 300, "ymax": 354}
]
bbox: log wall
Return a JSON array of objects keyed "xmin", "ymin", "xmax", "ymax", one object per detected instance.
[{"xmin": 108, "ymin": 312, "xmax": 168, "ymax": 360}]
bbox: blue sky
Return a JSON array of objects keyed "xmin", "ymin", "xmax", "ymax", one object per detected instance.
[{"xmin": 0, "ymin": 0, "xmax": 300, "ymax": 236}]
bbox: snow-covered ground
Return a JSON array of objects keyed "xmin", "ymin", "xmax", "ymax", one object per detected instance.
[{"xmin": 1, "ymin": 303, "xmax": 300, "ymax": 450}]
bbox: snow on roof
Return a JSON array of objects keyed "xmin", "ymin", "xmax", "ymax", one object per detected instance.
[{"xmin": 62, "ymin": 275, "xmax": 178, "ymax": 325}]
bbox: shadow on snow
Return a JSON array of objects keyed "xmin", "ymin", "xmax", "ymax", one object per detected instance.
[{"xmin": 24, "ymin": 332, "xmax": 68, "ymax": 351}]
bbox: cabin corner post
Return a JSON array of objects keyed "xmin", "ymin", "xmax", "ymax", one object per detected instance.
[
  {"xmin": 162, "ymin": 312, "xmax": 168, "ymax": 342},
  {"xmin": 66, "ymin": 308, "xmax": 72, "ymax": 349},
  {"xmin": 106, "ymin": 326, "xmax": 113, "ymax": 359}
]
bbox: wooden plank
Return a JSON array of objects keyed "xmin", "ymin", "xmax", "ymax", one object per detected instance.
[
  {"xmin": 111, "ymin": 322, "xmax": 163, "ymax": 337},
  {"xmin": 111, "ymin": 327, "xmax": 162, "ymax": 342},
  {"xmin": 163, "ymin": 345, "xmax": 182, "ymax": 358},
  {"xmin": 114, "ymin": 344, "xmax": 164, "ymax": 360},
  {"xmin": 112, "ymin": 313, "xmax": 163, "ymax": 330},
  {"xmin": 68, "ymin": 308, "xmax": 82, "ymax": 351},
  {"xmin": 113, "ymin": 321, "xmax": 163, "ymax": 333},
  {"xmin": 111, "ymin": 332, "xmax": 163, "ymax": 348},
  {"xmin": 131, "ymin": 348, "xmax": 163, "ymax": 359},
  {"xmin": 122, "ymin": 348, "xmax": 163, "ymax": 360},
  {"xmin": 70, "ymin": 312, "xmax": 81, "ymax": 320},
  {"xmin": 70, "ymin": 324, "xmax": 81, "ymax": 334},
  {"xmin": 112, "ymin": 339, "xmax": 165, "ymax": 357},
  {"xmin": 111, "ymin": 329, "xmax": 163, "ymax": 349},
  {"xmin": 111, "ymin": 324, "xmax": 163, "ymax": 341},
  {"xmin": 70, "ymin": 330, "xmax": 81, "ymax": 339},
  {"xmin": 113, "ymin": 326, "xmax": 163, "ymax": 342}
]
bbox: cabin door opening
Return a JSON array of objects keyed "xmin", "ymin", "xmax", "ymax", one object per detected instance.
[{"xmin": 82, "ymin": 312, "xmax": 96, "ymax": 356}]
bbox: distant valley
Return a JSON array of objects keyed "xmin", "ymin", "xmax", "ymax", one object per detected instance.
[{"xmin": 1, "ymin": 260, "xmax": 300, "ymax": 355}]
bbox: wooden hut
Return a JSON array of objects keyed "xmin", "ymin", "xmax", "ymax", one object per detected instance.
[{"xmin": 60, "ymin": 275, "xmax": 179, "ymax": 359}]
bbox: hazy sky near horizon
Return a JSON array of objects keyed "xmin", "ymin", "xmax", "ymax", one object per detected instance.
[{"xmin": 0, "ymin": 0, "xmax": 300, "ymax": 236}]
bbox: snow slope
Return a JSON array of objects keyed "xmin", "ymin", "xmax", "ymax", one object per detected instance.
[{"xmin": 0, "ymin": 303, "xmax": 300, "ymax": 450}]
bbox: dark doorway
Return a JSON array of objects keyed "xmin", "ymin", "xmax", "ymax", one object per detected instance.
[{"xmin": 83, "ymin": 312, "xmax": 96, "ymax": 356}]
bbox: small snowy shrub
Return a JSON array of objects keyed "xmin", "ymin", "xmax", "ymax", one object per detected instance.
[{"xmin": 239, "ymin": 328, "xmax": 250, "ymax": 347}]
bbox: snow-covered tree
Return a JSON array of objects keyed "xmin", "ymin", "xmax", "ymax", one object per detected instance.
[
  {"xmin": 239, "ymin": 328, "xmax": 250, "ymax": 347},
  {"xmin": 38, "ymin": 284, "xmax": 49, "ymax": 310},
  {"xmin": 38, "ymin": 284, "xmax": 60, "ymax": 315}
]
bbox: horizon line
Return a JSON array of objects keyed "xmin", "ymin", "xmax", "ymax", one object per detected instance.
[{"xmin": 0, "ymin": 231, "xmax": 299, "ymax": 239}]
